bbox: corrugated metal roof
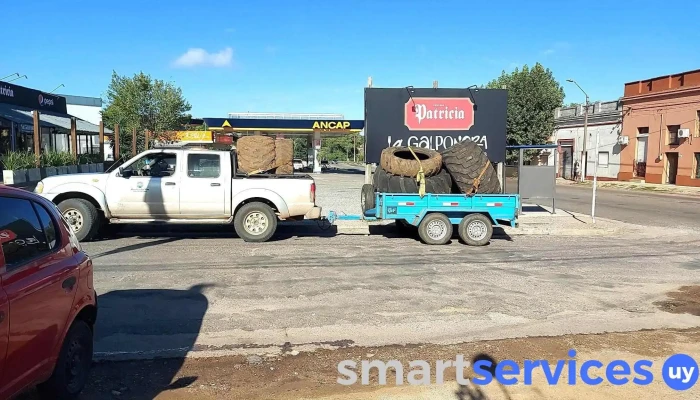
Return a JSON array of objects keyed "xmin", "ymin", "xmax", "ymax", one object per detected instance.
[
  {"xmin": 57, "ymin": 94, "xmax": 102, "ymax": 107},
  {"xmin": 0, "ymin": 103, "xmax": 111, "ymax": 134}
]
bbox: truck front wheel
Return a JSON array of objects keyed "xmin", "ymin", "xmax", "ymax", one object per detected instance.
[
  {"xmin": 58, "ymin": 199, "xmax": 100, "ymax": 242},
  {"xmin": 234, "ymin": 202, "xmax": 278, "ymax": 242}
]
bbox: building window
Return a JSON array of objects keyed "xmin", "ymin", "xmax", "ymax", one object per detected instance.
[
  {"xmin": 638, "ymin": 127, "xmax": 649, "ymax": 135},
  {"xmin": 668, "ymin": 125, "xmax": 681, "ymax": 145},
  {"xmin": 598, "ymin": 151, "xmax": 609, "ymax": 167},
  {"xmin": 696, "ymin": 111, "xmax": 700, "ymax": 138},
  {"xmin": 695, "ymin": 153, "xmax": 700, "ymax": 179}
]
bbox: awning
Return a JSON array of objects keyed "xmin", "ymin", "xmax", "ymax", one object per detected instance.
[{"xmin": 0, "ymin": 103, "xmax": 112, "ymax": 134}]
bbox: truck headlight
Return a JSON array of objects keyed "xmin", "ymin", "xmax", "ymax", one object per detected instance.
[{"xmin": 34, "ymin": 181, "xmax": 44, "ymax": 194}]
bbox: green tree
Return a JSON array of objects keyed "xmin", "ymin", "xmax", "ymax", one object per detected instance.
[
  {"xmin": 101, "ymin": 71, "xmax": 192, "ymax": 159},
  {"xmin": 486, "ymin": 63, "xmax": 565, "ymax": 163},
  {"xmin": 292, "ymin": 133, "xmax": 364, "ymax": 163}
]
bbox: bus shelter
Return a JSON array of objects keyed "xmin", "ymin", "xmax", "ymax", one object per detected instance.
[{"xmin": 507, "ymin": 144, "xmax": 559, "ymax": 214}]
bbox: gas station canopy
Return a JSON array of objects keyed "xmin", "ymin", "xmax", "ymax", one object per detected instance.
[{"xmin": 201, "ymin": 117, "xmax": 364, "ymax": 137}]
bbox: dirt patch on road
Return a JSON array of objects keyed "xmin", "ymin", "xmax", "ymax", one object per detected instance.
[
  {"xmin": 654, "ymin": 285, "xmax": 700, "ymax": 316},
  {"xmin": 17, "ymin": 327, "xmax": 700, "ymax": 400}
]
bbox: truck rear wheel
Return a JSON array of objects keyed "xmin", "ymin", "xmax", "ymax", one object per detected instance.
[
  {"xmin": 418, "ymin": 213, "xmax": 453, "ymax": 245},
  {"xmin": 459, "ymin": 213, "xmax": 493, "ymax": 246},
  {"xmin": 234, "ymin": 202, "xmax": 278, "ymax": 242},
  {"xmin": 58, "ymin": 198, "xmax": 100, "ymax": 242}
]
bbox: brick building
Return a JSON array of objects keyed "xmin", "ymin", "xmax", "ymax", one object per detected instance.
[{"xmin": 619, "ymin": 69, "xmax": 700, "ymax": 186}]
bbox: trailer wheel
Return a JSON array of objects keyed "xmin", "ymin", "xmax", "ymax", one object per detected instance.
[
  {"xmin": 361, "ymin": 184, "xmax": 375, "ymax": 212},
  {"xmin": 234, "ymin": 202, "xmax": 278, "ymax": 242},
  {"xmin": 418, "ymin": 213, "xmax": 453, "ymax": 245},
  {"xmin": 459, "ymin": 214, "xmax": 493, "ymax": 246}
]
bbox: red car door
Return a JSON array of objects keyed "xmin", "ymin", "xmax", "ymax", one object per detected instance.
[
  {"xmin": 0, "ymin": 249, "xmax": 8, "ymax": 393},
  {"xmin": 0, "ymin": 195, "xmax": 78, "ymax": 396}
]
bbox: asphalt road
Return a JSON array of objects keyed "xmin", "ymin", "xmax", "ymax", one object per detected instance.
[
  {"xmin": 85, "ymin": 224, "xmax": 700, "ymax": 361},
  {"xmin": 552, "ymin": 185, "xmax": 700, "ymax": 229},
  {"xmin": 502, "ymin": 178, "xmax": 700, "ymax": 229}
]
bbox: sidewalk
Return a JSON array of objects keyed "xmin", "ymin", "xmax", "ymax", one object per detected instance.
[{"xmin": 557, "ymin": 177, "xmax": 700, "ymax": 196}]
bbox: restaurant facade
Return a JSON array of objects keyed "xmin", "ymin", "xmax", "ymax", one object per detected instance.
[{"xmin": 0, "ymin": 80, "xmax": 110, "ymax": 159}]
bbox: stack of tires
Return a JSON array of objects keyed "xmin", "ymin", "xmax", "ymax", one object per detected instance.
[
  {"xmin": 361, "ymin": 146, "xmax": 452, "ymax": 213},
  {"xmin": 237, "ymin": 136, "xmax": 294, "ymax": 174},
  {"xmin": 361, "ymin": 140, "xmax": 502, "ymax": 245}
]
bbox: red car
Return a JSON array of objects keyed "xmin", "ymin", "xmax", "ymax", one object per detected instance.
[{"xmin": 0, "ymin": 185, "xmax": 97, "ymax": 399}]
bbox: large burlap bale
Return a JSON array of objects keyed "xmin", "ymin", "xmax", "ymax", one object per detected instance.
[
  {"xmin": 237, "ymin": 136, "xmax": 275, "ymax": 173},
  {"xmin": 274, "ymin": 139, "xmax": 294, "ymax": 174}
]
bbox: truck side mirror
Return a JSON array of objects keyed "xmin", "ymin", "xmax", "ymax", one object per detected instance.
[{"xmin": 119, "ymin": 167, "xmax": 132, "ymax": 178}]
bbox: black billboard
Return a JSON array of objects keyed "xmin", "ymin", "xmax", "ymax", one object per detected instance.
[
  {"xmin": 0, "ymin": 81, "xmax": 68, "ymax": 114},
  {"xmin": 364, "ymin": 87, "xmax": 507, "ymax": 164}
]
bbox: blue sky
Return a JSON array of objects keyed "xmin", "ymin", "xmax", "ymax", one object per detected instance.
[{"xmin": 3, "ymin": 0, "xmax": 699, "ymax": 119}]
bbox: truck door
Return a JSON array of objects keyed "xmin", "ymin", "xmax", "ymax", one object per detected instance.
[
  {"xmin": 106, "ymin": 151, "xmax": 181, "ymax": 218},
  {"xmin": 179, "ymin": 152, "xmax": 227, "ymax": 218}
]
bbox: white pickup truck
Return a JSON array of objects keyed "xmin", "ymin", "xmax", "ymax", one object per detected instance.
[{"xmin": 34, "ymin": 147, "xmax": 321, "ymax": 242}]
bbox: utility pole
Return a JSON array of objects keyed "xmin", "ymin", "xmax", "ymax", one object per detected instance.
[
  {"xmin": 582, "ymin": 96, "xmax": 589, "ymax": 182},
  {"xmin": 567, "ymin": 79, "xmax": 590, "ymax": 182},
  {"xmin": 591, "ymin": 117, "xmax": 600, "ymax": 223},
  {"xmin": 567, "ymin": 79, "xmax": 597, "ymax": 222},
  {"xmin": 353, "ymin": 134, "xmax": 356, "ymax": 163}
]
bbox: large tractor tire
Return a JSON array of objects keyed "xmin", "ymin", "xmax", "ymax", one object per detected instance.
[
  {"xmin": 361, "ymin": 184, "xmax": 375, "ymax": 213},
  {"xmin": 274, "ymin": 139, "xmax": 294, "ymax": 174},
  {"xmin": 373, "ymin": 166, "xmax": 452, "ymax": 194},
  {"xmin": 237, "ymin": 136, "xmax": 276, "ymax": 173},
  {"xmin": 441, "ymin": 140, "xmax": 501, "ymax": 194},
  {"xmin": 379, "ymin": 146, "xmax": 442, "ymax": 177}
]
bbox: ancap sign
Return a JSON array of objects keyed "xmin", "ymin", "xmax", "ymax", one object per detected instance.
[
  {"xmin": 312, "ymin": 120, "xmax": 352, "ymax": 130},
  {"xmin": 405, "ymin": 97, "xmax": 475, "ymax": 131},
  {"xmin": 0, "ymin": 81, "xmax": 67, "ymax": 114}
]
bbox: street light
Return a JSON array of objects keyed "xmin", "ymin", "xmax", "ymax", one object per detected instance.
[
  {"xmin": 566, "ymin": 79, "xmax": 590, "ymax": 183},
  {"xmin": 566, "ymin": 79, "xmax": 599, "ymax": 223},
  {"xmin": 49, "ymin": 83, "xmax": 65, "ymax": 94},
  {"xmin": 5, "ymin": 74, "xmax": 27, "ymax": 83},
  {"xmin": 1, "ymin": 73, "xmax": 19, "ymax": 81}
]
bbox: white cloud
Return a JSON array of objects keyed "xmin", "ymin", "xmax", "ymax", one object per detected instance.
[
  {"xmin": 541, "ymin": 41, "xmax": 571, "ymax": 56},
  {"xmin": 173, "ymin": 47, "xmax": 233, "ymax": 68}
]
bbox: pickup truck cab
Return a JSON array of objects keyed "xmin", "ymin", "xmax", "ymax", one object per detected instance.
[{"xmin": 34, "ymin": 147, "xmax": 321, "ymax": 243}]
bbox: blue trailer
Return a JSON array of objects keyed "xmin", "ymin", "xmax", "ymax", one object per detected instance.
[{"xmin": 327, "ymin": 192, "xmax": 520, "ymax": 245}]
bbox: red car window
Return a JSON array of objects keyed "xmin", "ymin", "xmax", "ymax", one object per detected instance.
[{"xmin": 0, "ymin": 197, "xmax": 57, "ymax": 270}]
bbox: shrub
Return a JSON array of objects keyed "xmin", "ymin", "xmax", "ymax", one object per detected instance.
[{"xmin": 2, "ymin": 151, "xmax": 35, "ymax": 170}]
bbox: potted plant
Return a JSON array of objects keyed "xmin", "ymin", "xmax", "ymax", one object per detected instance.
[
  {"xmin": 78, "ymin": 154, "xmax": 91, "ymax": 173},
  {"xmin": 42, "ymin": 151, "xmax": 60, "ymax": 177},
  {"xmin": 27, "ymin": 154, "xmax": 42, "ymax": 182},
  {"xmin": 67, "ymin": 153, "xmax": 78, "ymax": 174},
  {"xmin": 2, "ymin": 151, "xmax": 33, "ymax": 185},
  {"xmin": 60, "ymin": 152, "xmax": 78, "ymax": 174},
  {"xmin": 57, "ymin": 152, "xmax": 73, "ymax": 175}
]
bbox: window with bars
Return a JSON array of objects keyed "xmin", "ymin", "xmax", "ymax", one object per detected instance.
[{"xmin": 668, "ymin": 125, "xmax": 681, "ymax": 145}]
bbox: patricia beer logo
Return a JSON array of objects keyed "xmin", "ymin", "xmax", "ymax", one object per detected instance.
[{"xmin": 405, "ymin": 97, "xmax": 475, "ymax": 131}]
